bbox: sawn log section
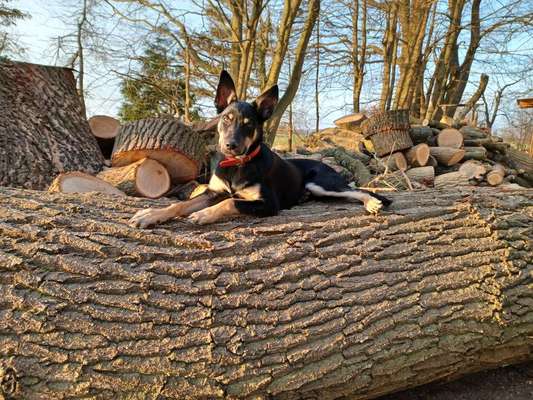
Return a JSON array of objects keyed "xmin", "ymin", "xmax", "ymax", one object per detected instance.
[{"xmin": 0, "ymin": 186, "xmax": 532, "ymax": 399}]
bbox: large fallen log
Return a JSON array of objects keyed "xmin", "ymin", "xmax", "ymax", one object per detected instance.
[
  {"xmin": 0, "ymin": 186, "xmax": 531, "ymax": 400},
  {"xmin": 0, "ymin": 61, "xmax": 105, "ymax": 189}
]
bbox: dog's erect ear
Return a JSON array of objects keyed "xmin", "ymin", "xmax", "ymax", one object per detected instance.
[
  {"xmin": 215, "ymin": 70, "xmax": 237, "ymax": 113},
  {"xmin": 252, "ymin": 85, "xmax": 278, "ymax": 121}
]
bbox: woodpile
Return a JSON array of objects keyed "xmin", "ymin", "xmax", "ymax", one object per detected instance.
[
  {"xmin": 46, "ymin": 117, "xmax": 215, "ymax": 199},
  {"xmin": 297, "ymin": 112, "xmax": 533, "ymax": 192}
]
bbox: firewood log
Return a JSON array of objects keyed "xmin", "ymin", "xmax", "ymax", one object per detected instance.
[
  {"xmin": 48, "ymin": 172, "xmax": 126, "ymax": 196},
  {"xmin": 405, "ymin": 166, "xmax": 435, "ymax": 187},
  {"xmin": 437, "ymin": 128, "xmax": 463, "ymax": 148},
  {"xmin": 434, "ymin": 171, "xmax": 470, "ymax": 189},
  {"xmin": 429, "ymin": 147, "xmax": 465, "ymax": 166},
  {"xmin": 404, "ymin": 144, "xmax": 430, "ymax": 167},
  {"xmin": 459, "ymin": 160, "xmax": 487, "ymax": 180},
  {"xmin": 3, "ymin": 186, "xmax": 532, "ymax": 399},
  {"xmin": 333, "ymin": 113, "xmax": 367, "ymax": 131},
  {"xmin": 112, "ymin": 118, "xmax": 212, "ymax": 183},
  {"xmin": 463, "ymin": 146, "xmax": 488, "ymax": 161},
  {"xmin": 459, "ymin": 126, "xmax": 488, "ymax": 140},
  {"xmin": 486, "ymin": 164, "xmax": 506, "ymax": 186},
  {"xmin": 88, "ymin": 115, "xmax": 120, "ymax": 159},
  {"xmin": 96, "ymin": 158, "xmax": 171, "ymax": 198},
  {"xmin": 0, "ymin": 60, "xmax": 104, "ymax": 189},
  {"xmin": 409, "ymin": 126, "xmax": 436, "ymax": 146},
  {"xmin": 370, "ymin": 152, "xmax": 408, "ymax": 173}
]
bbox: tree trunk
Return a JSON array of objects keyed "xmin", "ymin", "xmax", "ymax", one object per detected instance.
[
  {"xmin": 112, "ymin": 118, "xmax": 211, "ymax": 183},
  {"xmin": 0, "ymin": 187, "xmax": 532, "ymax": 400},
  {"xmin": 0, "ymin": 60, "xmax": 105, "ymax": 189}
]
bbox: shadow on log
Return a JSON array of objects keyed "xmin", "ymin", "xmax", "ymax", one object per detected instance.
[{"xmin": 0, "ymin": 186, "xmax": 532, "ymax": 399}]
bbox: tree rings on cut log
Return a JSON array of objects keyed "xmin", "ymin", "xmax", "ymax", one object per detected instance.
[
  {"xmin": 48, "ymin": 172, "xmax": 126, "ymax": 196},
  {"xmin": 97, "ymin": 158, "xmax": 170, "ymax": 198},
  {"xmin": 333, "ymin": 113, "xmax": 367, "ymax": 131},
  {"xmin": 486, "ymin": 164, "xmax": 505, "ymax": 186},
  {"xmin": 437, "ymin": 128, "xmax": 463, "ymax": 148},
  {"xmin": 88, "ymin": 115, "xmax": 121, "ymax": 159},
  {"xmin": 404, "ymin": 143, "xmax": 430, "ymax": 167},
  {"xmin": 112, "ymin": 118, "xmax": 209, "ymax": 183},
  {"xmin": 430, "ymin": 147, "xmax": 465, "ymax": 166}
]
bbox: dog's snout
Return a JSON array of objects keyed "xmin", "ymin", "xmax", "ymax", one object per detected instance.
[{"xmin": 226, "ymin": 141, "xmax": 238, "ymax": 150}]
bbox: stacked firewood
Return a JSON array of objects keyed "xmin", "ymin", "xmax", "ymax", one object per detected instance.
[
  {"xmin": 50, "ymin": 117, "xmax": 213, "ymax": 198},
  {"xmin": 297, "ymin": 112, "xmax": 533, "ymax": 191}
]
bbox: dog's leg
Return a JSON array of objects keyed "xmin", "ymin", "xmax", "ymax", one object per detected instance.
[
  {"xmin": 129, "ymin": 191, "xmax": 226, "ymax": 228},
  {"xmin": 188, "ymin": 194, "xmax": 277, "ymax": 225},
  {"xmin": 305, "ymin": 182, "xmax": 387, "ymax": 214}
]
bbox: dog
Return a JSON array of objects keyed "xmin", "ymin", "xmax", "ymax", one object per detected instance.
[{"xmin": 129, "ymin": 70, "xmax": 391, "ymax": 228}]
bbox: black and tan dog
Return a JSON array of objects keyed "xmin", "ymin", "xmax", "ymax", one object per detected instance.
[{"xmin": 129, "ymin": 70, "xmax": 390, "ymax": 228}]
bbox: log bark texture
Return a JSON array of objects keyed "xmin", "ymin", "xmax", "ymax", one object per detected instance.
[
  {"xmin": 0, "ymin": 186, "xmax": 532, "ymax": 400},
  {"xmin": 112, "ymin": 118, "xmax": 211, "ymax": 184},
  {"xmin": 0, "ymin": 61, "xmax": 105, "ymax": 189}
]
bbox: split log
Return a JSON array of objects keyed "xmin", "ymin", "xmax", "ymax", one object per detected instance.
[
  {"xmin": 88, "ymin": 115, "xmax": 121, "ymax": 159},
  {"xmin": 405, "ymin": 166, "xmax": 435, "ymax": 187},
  {"xmin": 112, "ymin": 118, "xmax": 211, "ymax": 183},
  {"xmin": 437, "ymin": 128, "xmax": 463, "ymax": 148},
  {"xmin": 434, "ymin": 171, "xmax": 470, "ymax": 189},
  {"xmin": 48, "ymin": 172, "xmax": 126, "ymax": 196},
  {"xmin": 333, "ymin": 113, "xmax": 367, "ymax": 131},
  {"xmin": 96, "ymin": 158, "xmax": 170, "ymax": 198},
  {"xmin": 1, "ymin": 186, "xmax": 532, "ymax": 399},
  {"xmin": 429, "ymin": 147, "xmax": 465, "ymax": 166},
  {"xmin": 463, "ymin": 146, "xmax": 488, "ymax": 161},
  {"xmin": 459, "ymin": 160, "xmax": 487, "ymax": 180},
  {"xmin": 0, "ymin": 60, "xmax": 104, "ymax": 189},
  {"xmin": 486, "ymin": 164, "xmax": 506, "ymax": 186},
  {"xmin": 404, "ymin": 144, "xmax": 430, "ymax": 167}
]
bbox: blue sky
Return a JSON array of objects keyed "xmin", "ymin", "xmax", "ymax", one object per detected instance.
[{"xmin": 8, "ymin": 0, "xmax": 532, "ymax": 131}]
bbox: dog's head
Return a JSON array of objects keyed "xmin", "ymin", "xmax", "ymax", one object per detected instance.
[{"xmin": 215, "ymin": 70, "xmax": 278, "ymax": 157}]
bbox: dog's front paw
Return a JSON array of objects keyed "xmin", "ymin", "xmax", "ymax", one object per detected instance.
[
  {"xmin": 129, "ymin": 208, "xmax": 165, "ymax": 229},
  {"xmin": 188, "ymin": 209, "xmax": 216, "ymax": 225},
  {"xmin": 364, "ymin": 197, "xmax": 383, "ymax": 215}
]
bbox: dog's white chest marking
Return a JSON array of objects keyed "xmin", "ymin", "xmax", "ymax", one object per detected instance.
[
  {"xmin": 208, "ymin": 174, "xmax": 261, "ymax": 200},
  {"xmin": 209, "ymin": 174, "xmax": 231, "ymax": 194}
]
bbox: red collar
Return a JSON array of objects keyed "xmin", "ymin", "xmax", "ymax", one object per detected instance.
[{"xmin": 219, "ymin": 145, "xmax": 261, "ymax": 168}]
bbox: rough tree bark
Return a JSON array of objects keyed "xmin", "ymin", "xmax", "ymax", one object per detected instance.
[
  {"xmin": 0, "ymin": 186, "xmax": 532, "ymax": 399},
  {"xmin": 0, "ymin": 61, "xmax": 105, "ymax": 189}
]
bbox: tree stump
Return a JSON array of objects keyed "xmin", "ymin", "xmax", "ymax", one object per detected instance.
[
  {"xmin": 112, "ymin": 118, "xmax": 211, "ymax": 183},
  {"xmin": 0, "ymin": 60, "xmax": 105, "ymax": 189},
  {"xmin": 0, "ymin": 186, "xmax": 531, "ymax": 399}
]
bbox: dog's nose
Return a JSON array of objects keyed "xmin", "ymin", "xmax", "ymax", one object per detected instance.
[{"xmin": 226, "ymin": 141, "xmax": 238, "ymax": 150}]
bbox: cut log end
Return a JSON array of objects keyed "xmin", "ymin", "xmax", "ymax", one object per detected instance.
[
  {"xmin": 405, "ymin": 143, "xmax": 430, "ymax": 167},
  {"xmin": 486, "ymin": 164, "xmax": 506, "ymax": 186},
  {"xmin": 135, "ymin": 158, "xmax": 171, "ymax": 198},
  {"xmin": 48, "ymin": 172, "xmax": 126, "ymax": 196},
  {"xmin": 112, "ymin": 150, "xmax": 199, "ymax": 183},
  {"xmin": 430, "ymin": 147, "xmax": 465, "ymax": 166},
  {"xmin": 437, "ymin": 128, "xmax": 463, "ymax": 148},
  {"xmin": 88, "ymin": 115, "xmax": 120, "ymax": 139}
]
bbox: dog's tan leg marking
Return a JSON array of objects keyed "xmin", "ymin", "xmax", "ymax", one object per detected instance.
[
  {"xmin": 129, "ymin": 193, "xmax": 215, "ymax": 229},
  {"xmin": 188, "ymin": 198, "xmax": 239, "ymax": 225}
]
